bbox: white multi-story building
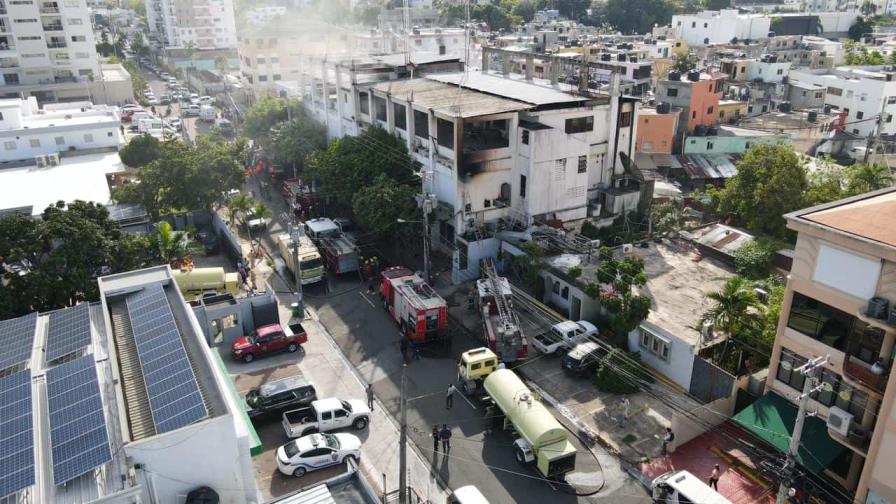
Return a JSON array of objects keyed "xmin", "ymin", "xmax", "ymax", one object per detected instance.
[
  {"xmin": 145, "ymin": 0, "xmax": 236, "ymax": 50},
  {"xmin": 0, "ymin": 97, "xmax": 122, "ymax": 164},
  {"xmin": 0, "ymin": 0, "xmax": 100, "ymax": 102},
  {"xmin": 671, "ymin": 10, "xmax": 771, "ymax": 46},
  {"xmin": 296, "ymin": 56, "xmax": 639, "ymax": 281},
  {"xmin": 790, "ymin": 66, "xmax": 896, "ymax": 137},
  {"xmin": 720, "ymin": 56, "xmax": 792, "ymax": 84},
  {"xmin": 244, "ymin": 5, "xmax": 285, "ymax": 26}
]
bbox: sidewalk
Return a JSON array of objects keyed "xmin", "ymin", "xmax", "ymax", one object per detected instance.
[{"xmin": 221, "ymin": 204, "xmax": 449, "ymax": 503}]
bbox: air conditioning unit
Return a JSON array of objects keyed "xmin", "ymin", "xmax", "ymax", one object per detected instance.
[
  {"xmin": 47, "ymin": 153, "xmax": 60, "ymax": 166},
  {"xmin": 827, "ymin": 406, "xmax": 853, "ymax": 437},
  {"xmin": 34, "ymin": 155, "xmax": 47, "ymax": 168},
  {"xmin": 622, "ymin": 243, "xmax": 634, "ymax": 254}
]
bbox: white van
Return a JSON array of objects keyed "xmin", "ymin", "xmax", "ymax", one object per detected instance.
[
  {"xmin": 447, "ymin": 486, "xmax": 489, "ymax": 504},
  {"xmin": 199, "ymin": 105, "xmax": 216, "ymax": 122},
  {"xmin": 651, "ymin": 470, "xmax": 732, "ymax": 504}
]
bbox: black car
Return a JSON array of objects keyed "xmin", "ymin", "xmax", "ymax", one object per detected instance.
[
  {"xmin": 562, "ymin": 341, "xmax": 607, "ymax": 377},
  {"xmin": 196, "ymin": 231, "xmax": 220, "ymax": 255},
  {"xmin": 245, "ymin": 375, "xmax": 317, "ymax": 421}
]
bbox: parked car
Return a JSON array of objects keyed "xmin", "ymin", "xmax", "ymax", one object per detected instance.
[
  {"xmin": 245, "ymin": 375, "xmax": 317, "ymax": 420},
  {"xmin": 167, "ymin": 117, "xmax": 182, "ymax": 131},
  {"xmin": 189, "ymin": 93, "xmax": 200, "ymax": 105},
  {"xmin": 531, "ymin": 320, "xmax": 598, "ymax": 355},
  {"xmin": 231, "ymin": 323, "xmax": 307, "ymax": 363},
  {"xmin": 198, "ymin": 95, "xmax": 214, "ymax": 105},
  {"xmin": 282, "ymin": 397, "xmax": 371, "ymax": 438},
  {"xmin": 147, "ymin": 97, "xmax": 160, "ymax": 105},
  {"xmin": 195, "ymin": 230, "xmax": 218, "ymax": 254},
  {"xmin": 160, "ymin": 71, "xmax": 170, "ymax": 79},
  {"xmin": 182, "ymin": 104, "xmax": 201, "ymax": 117},
  {"xmin": 561, "ymin": 341, "xmax": 607, "ymax": 377},
  {"xmin": 276, "ymin": 433, "xmax": 361, "ymax": 477}
]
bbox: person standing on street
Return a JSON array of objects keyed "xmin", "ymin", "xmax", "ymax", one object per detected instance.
[
  {"xmin": 661, "ymin": 427, "xmax": 675, "ymax": 456},
  {"xmin": 400, "ymin": 338, "xmax": 409, "ymax": 363},
  {"xmin": 439, "ymin": 424, "xmax": 452, "ymax": 454},
  {"xmin": 618, "ymin": 397, "xmax": 630, "ymax": 428},
  {"xmin": 446, "ymin": 384, "xmax": 457, "ymax": 409},
  {"xmin": 708, "ymin": 464, "xmax": 721, "ymax": 490},
  {"xmin": 431, "ymin": 425, "xmax": 440, "ymax": 453},
  {"xmin": 366, "ymin": 384, "xmax": 374, "ymax": 411}
]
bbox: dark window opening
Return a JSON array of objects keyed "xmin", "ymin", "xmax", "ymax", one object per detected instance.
[
  {"xmin": 393, "ymin": 102, "xmax": 407, "ymax": 130},
  {"xmin": 521, "ymin": 129, "xmax": 529, "ymax": 144},
  {"xmin": 565, "ymin": 116, "xmax": 593, "ymax": 134},
  {"xmin": 619, "ymin": 111, "xmax": 632, "ymax": 128},
  {"xmin": 520, "ymin": 175, "xmax": 527, "ymax": 197},
  {"xmin": 437, "ymin": 118, "xmax": 454, "ymax": 149},
  {"xmin": 414, "ymin": 109, "xmax": 429, "ymax": 138},
  {"xmin": 374, "ymin": 96, "xmax": 387, "ymax": 122},
  {"xmin": 463, "ymin": 119, "xmax": 509, "ymax": 152},
  {"xmin": 359, "ymin": 91, "xmax": 369, "ymax": 115}
]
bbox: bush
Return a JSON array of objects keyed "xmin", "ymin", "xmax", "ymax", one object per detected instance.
[
  {"xmin": 593, "ymin": 349, "xmax": 654, "ymax": 395},
  {"xmin": 734, "ymin": 239, "xmax": 779, "ymax": 280},
  {"xmin": 567, "ymin": 266, "xmax": 582, "ymax": 280}
]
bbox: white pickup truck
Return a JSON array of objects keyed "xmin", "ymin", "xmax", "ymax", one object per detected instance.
[
  {"xmin": 282, "ymin": 397, "xmax": 371, "ymax": 438},
  {"xmin": 531, "ymin": 320, "xmax": 599, "ymax": 355}
]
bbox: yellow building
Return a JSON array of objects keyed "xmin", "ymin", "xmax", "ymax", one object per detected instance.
[{"xmin": 717, "ymin": 100, "xmax": 748, "ymax": 124}]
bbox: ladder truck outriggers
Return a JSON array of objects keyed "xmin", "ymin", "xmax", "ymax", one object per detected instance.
[{"xmin": 477, "ymin": 258, "xmax": 528, "ymax": 363}]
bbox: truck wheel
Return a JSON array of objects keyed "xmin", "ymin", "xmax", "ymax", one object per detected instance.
[
  {"xmin": 242, "ymin": 353, "xmax": 254, "ymax": 363},
  {"xmin": 514, "ymin": 447, "xmax": 527, "ymax": 465},
  {"xmin": 292, "ymin": 467, "xmax": 306, "ymax": 477},
  {"xmin": 287, "ymin": 343, "xmax": 298, "ymax": 353},
  {"xmin": 353, "ymin": 417, "xmax": 369, "ymax": 430}
]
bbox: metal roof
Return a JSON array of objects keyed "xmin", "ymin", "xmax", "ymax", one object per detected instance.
[
  {"xmin": 371, "ymin": 79, "xmax": 530, "ymax": 118},
  {"xmin": 426, "ymin": 71, "xmax": 589, "ymax": 107}
]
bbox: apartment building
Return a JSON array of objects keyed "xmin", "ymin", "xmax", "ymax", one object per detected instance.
[
  {"xmin": 764, "ymin": 188, "xmax": 896, "ymax": 504},
  {"xmin": 145, "ymin": 0, "xmax": 236, "ymax": 50},
  {"xmin": 0, "ymin": 0, "xmax": 100, "ymax": 102},
  {"xmin": 719, "ymin": 55, "xmax": 792, "ymax": 84},
  {"xmin": 0, "ymin": 97, "xmax": 122, "ymax": 163},
  {"xmin": 789, "ymin": 66, "xmax": 896, "ymax": 137},
  {"xmin": 671, "ymin": 10, "xmax": 771, "ymax": 46},
  {"xmin": 655, "ymin": 70, "xmax": 724, "ymax": 142},
  {"xmin": 297, "ymin": 56, "xmax": 638, "ymax": 282}
]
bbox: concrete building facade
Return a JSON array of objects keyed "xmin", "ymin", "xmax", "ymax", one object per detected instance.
[
  {"xmin": 145, "ymin": 0, "xmax": 236, "ymax": 50},
  {"xmin": 765, "ymin": 188, "xmax": 896, "ymax": 503},
  {"xmin": 636, "ymin": 107, "xmax": 679, "ymax": 154},
  {"xmin": 656, "ymin": 71, "xmax": 724, "ymax": 141},
  {"xmin": 671, "ymin": 10, "xmax": 771, "ymax": 46}
]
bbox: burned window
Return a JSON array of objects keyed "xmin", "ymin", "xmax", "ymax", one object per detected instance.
[
  {"xmin": 393, "ymin": 103, "xmax": 407, "ymax": 130},
  {"xmin": 564, "ymin": 116, "xmax": 593, "ymax": 134},
  {"xmin": 414, "ymin": 109, "xmax": 429, "ymax": 138},
  {"xmin": 437, "ymin": 118, "xmax": 454, "ymax": 149}
]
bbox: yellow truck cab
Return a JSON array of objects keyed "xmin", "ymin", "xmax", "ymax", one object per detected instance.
[
  {"xmin": 172, "ymin": 267, "xmax": 239, "ymax": 301},
  {"xmin": 457, "ymin": 347, "xmax": 498, "ymax": 395}
]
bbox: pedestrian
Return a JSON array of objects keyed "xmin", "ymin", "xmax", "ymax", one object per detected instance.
[
  {"xmin": 661, "ymin": 427, "xmax": 675, "ymax": 456},
  {"xmin": 412, "ymin": 341, "xmax": 421, "ymax": 360},
  {"xmin": 708, "ymin": 464, "xmax": 721, "ymax": 490},
  {"xmin": 446, "ymin": 383, "xmax": 457, "ymax": 409},
  {"xmin": 399, "ymin": 338, "xmax": 409, "ymax": 362},
  {"xmin": 366, "ymin": 384, "xmax": 374, "ymax": 411},
  {"xmin": 618, "ymin": 397, "xmax": 630, "ymax": 428},
  {"xmin": 439, "ymin": 424, "xmax": 452, "ymax": 453},
  {"xmin": 431, "ymin": 425, "xmax": 440, "ymax": 453}
]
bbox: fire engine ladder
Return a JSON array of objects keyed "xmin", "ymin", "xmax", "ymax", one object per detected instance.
[{"xmin": 481, "ymin": 258, "xmax": 524, "ymax": 360}]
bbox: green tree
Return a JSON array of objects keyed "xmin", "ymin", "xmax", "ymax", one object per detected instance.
[
  {"xmin": 242, "ymin": 96, "xmax": 288, "ymax": 146},
  {"xmin": 705, "ymin": 0, "xmax": 730, "ymax": 9},
  {"xmin": 228, "ymin": 193, "xmax": 256, "ymax": 227},
  {"xmin": 555, "ymin": 0, "xmax": 591, "ymax": 20},
  {"xmin": 670, "ymin": 51, "xmax": 698, "ymax": 74},
  {"xmin": 701, "ymin": 276, "xmax": 761, "ymax": 348},
  {"xmin": 733, "ymin": 239, "xmax": 780, "ymax": 280},
  {"xmin": 588, "ymin": 248, "xmax": 651, "ymax": 343},
  {"xmin": 844, "ymin": 163, "xmax": 894, "ymax": 195},
  {"xmin": 154, "ymin": 221, "xmax": 197, "ymax": 265},
  {"xmin": 593, "ymin": 349, "xmax": 654, "ymax": 394},
  {"xmin": 849, "ymin": 16, "xmax": 874, "ymax": 41},
  {"xmin": 268, "ymin": 109, "xmax": 328, "ymax": 174},
  {"xmin": 119, "ymin": 134, "xmax": 162, "ymax": 167},
  {"xmin": 475, "ymin": 3, "xmax": 515, "ymax": 30},
  {"xmin": 603, "ymin": 0, "xmax": 673, "ymax": 34},
  {"xmin": 305, "ymin": 127, "xmax": 416, "ymax": 203},
  {"xmin": 512, "ymin": 0, "xmax": 536, "ymax": 22},
  {"xmin": 710, "ymin": 144, "xmax": 807, "ymax": 239},
  {"xmin": 650, "ymin": 200, "xmax": 685, "ymax": 237},
  {"xmin": 514, "ymin": 241, "xmax": 546, "ymax": 288},
  {"xmin": 351, "ymin": 174, "xmax": 419, "ymax": 240}
]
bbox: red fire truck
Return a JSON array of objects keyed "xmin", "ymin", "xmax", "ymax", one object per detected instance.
[
  {"xmin": 477, "ymin": 259, "xmax": 528, "ymax": 362},
  {"xmin": 379, "ymin": 266, "xmax": 449, "ymax": 344}
]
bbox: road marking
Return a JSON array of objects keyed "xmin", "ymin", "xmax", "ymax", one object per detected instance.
[{"xmin": 359, "ymin": 291, "xmax": 376, "ymax": 308}]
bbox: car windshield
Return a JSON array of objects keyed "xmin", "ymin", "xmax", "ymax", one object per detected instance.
[
  {"xmin": 246, "ymin": 332, "xmax": 257, "ymax": 344},
  {"xmin": 246, "ymin": 390, "xmax": 259, "ymax": 407},
  {"xmin": 323, "ymin": 433, "xmax": 339, "ymax": 449},
  {"xmin": 283, "ymin": 440, "xmax": 300, "ymax": 458},
  {"xmin": 341, "ymin": 400, "xmax": 352, "ymax": 412},
  {"xmin": 301, "ymin": 258, "xmax": 323, "ymax": 270}
]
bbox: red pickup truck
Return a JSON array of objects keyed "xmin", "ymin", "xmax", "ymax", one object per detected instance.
[{"xmin": 231, "ymin": 323, "xmax": 307, "ymax": 363}]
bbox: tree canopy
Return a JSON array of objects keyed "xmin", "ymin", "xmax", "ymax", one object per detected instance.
[
  {"xmin": 0, "ymin": 202, "xmax": 153, "ymax": 318},
  {"xmin": 598, "ymin": 0, "xmax": 674, "ymax": 35},
  {"xmin": 267, "ymin": 109, "xmax": 328, "ymax": 172},
  {"xmin": 113, "ymin": 134, "xmax": 246, "ymax": 218},
  {"xmin": 352, "ymin": 174, "xmax": 420, "ymax": 240},
  {"xmin": 119, "ymin": 134, "xmax": 163, "ymax": 167},
  {"xmin": 242, "ymin": 96, "xmax": 290, "ymax": 146}
]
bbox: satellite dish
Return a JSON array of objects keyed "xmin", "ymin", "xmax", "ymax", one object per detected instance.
[
  {"xmin": 780, "ymin": 360, "xmax": 792, "ymax": 371},
  {"xmin": 820, "ymin": 382, "xmax": 834, "ymax": 393}
]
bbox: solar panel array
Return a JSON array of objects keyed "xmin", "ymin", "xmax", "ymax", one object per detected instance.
[
  {"xmin": 127, "ymin": 284, "xmax": 208, "ymax": 434},
  {"xmin": 46, "ymin": 355, "xmax": 112, "ymax": 485},
  {"xmin": 46, "ymin": 303, "xmax": 92, "ymax": 362},
  {"xmin": 0, "ymin": 370, "xmax": 35, "ymax": 498},
  {"xmin": 0, "ymin": 312, "xmax": 38, "ymax": 372}
]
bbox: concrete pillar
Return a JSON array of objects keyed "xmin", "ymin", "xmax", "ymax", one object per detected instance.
[
  {"xmin": 549, "ymin": 56, "xmax": 559, "ymax": 85},
  {"xmin": 334, "ymin": 64, "xmax": 344, "ymax": 138},
  {"xmin": 525, "ymin": 54, "xmax": 534, "ymax": 81},
  {"xmin": 481, "ymin": 47, "xmax": 489, "ymax": 74},
  {"xmin": 502, "ymin": 53, "xmax": 511, "ymax": 76}
]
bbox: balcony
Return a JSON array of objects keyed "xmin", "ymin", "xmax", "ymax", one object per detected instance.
[
  {"xmin": 53, "ymin": 75, "xmax": 76, "ymax": 83},
  {"xmin": 843, "ymin": 354, "xmax": 890, "ymax": 395},
  {"xmin": 0, "ymin": 58, "xmax": 18, "ymax": 68},
  {"xmin": 42, "ymin": 23, "xmax": 64, "ymax": 32},
  {"xmin": 828, "ymin": 423, "xmax": 871, "ymax": 456},
  {"xmin": 46, "ymin": 41, "xmax": 66, "ymax": 48},
  {"xmin": 39, "ymin": 5, "xmax": 60, "ymax": 13}
]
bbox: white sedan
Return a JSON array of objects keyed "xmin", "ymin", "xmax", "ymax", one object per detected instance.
[{"xmin": 276, "ymin": 433, "xmax": 361, "ymax": 477}]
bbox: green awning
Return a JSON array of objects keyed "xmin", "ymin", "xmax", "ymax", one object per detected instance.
[{"xmin": 733, "ymin": 392, "xmax": 846, "ymax": 475}]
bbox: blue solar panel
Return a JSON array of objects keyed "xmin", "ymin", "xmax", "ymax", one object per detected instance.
[
  {"xmin": 46, "ymin": 355, "xmax": 112, "ymax": 485},
  {"xmin": 46, "ymin": 303, "xmax": 92, "ymax": 362},
  {"xmin": 0, "ymin": 312, "xmax": 38, "ymax": 371},
  {"xmin": 127, "ymin": 284, "xmax": 208, "ymax": 434},
  {"xmin": 0, "ymin": 370, "xmax": 34, "ymax": 498}
]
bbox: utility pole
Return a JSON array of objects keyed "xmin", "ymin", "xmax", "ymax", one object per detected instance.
[
  {"xmin": 398, "ymin": 364, "xmax": 408, "ymax": 504},
  {"xmin": 289, "ymin": 222, "xmax": 303, "ymax": 313},
  {"xmin": 421, "ymin": 171, "xmax": 432, "ymax": 283},
  {"xmin": 776, "ymin": 354, "xmax": 830, "ymax": 504},
  {"xmin": 864, "ymin": 95, "xmax": 888, "ymax": 164}
]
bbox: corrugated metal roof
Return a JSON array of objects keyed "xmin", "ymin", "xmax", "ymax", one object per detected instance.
[
  {"xmin": 426, "ymin": 72, "xmax": 588, "ymax": 106},
  {"xmin": 274, "ymin": 483, "xmax": 335, "ymax": 504},
  {"xmin": 677, "ymin": 155, "xmax": 738, "ymax": 179},
  {"xmin": 371, "ymin": 79, "xmax": 531, "ymax": 118}
]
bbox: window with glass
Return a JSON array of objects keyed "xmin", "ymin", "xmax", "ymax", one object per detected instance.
[
  {"xmin": 564, "ymin": 116, "xmax": 593, "ymax": 134},
  {"xmin": 787, "ymin": 292, "xmax": 854, "ymax": 352},
  {"xmin": 358, "ymin": 91, "xmax": 369, "ymax": 115},
  {"xmin": 373, "ymin": 96, "xmax": 387, "ymax": 122},
  {"xmin": 778, "ymin": 348, "xmax": 876, "ymax": 419}
]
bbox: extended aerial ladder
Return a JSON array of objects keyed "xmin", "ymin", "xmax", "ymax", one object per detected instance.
[{"xmin": 477, "ymin": 258, "xmax": 528, "ymax": 362}]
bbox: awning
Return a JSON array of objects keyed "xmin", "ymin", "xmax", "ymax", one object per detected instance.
[{"xmin": 733, "ymin": 392, "xmax": 846, "ymax": 476}]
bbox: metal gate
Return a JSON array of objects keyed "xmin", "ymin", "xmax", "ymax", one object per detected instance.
[{"xmin": 689, "ymin": 356, "xmax": 735, "ymax": 403}]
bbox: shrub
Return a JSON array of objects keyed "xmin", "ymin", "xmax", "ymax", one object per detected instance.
[
  {"xmin": 734, "ymin": 239, "xmax": 779, "ymax": 280},
  {"xmin": 567, "ymin": 266, "xmax": 582, "ymax": 280},
  {"xmin": 593, "ymin": 349, "xmax": 654, "ymax": 395}
]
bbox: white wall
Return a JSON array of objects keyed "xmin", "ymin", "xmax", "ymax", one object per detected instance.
[
  {"xmin": 790, "ymin": 68, "xmax": 896, "ymax": 136},
  {"xmin": 539, "ymin": 271, "xmax": 603, "ymax": 322},
  {"xmin": 672, "ymin": 10, "xmax": 770, "ymax": 46},
  {"xmin": 628, "ymin": 320, "xmax": 696, "ymax": 390}
]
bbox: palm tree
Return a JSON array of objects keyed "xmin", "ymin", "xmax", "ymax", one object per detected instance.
[
  {"xmin": 155, "ymin": 221, "xmax": 198, "ymax": 266},
  {"xmin": 251, "ymin": 203, "xmax": 273, "ymax": 223},
  {"xmin": 701, "ymin": 277, "xmax": 762, "ymax": 370},
  {"xmin": 228, "ymin": 193, "xmax": 255, "ymax": 227},
  {"xmin": 845, "ymin": 163, "xmax": 894, "ymax": 196}
]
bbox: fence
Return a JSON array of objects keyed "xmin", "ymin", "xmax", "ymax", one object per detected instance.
[{"xmin": 688, "ymin": 355, "xmax": 736, "ymax": 403}]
